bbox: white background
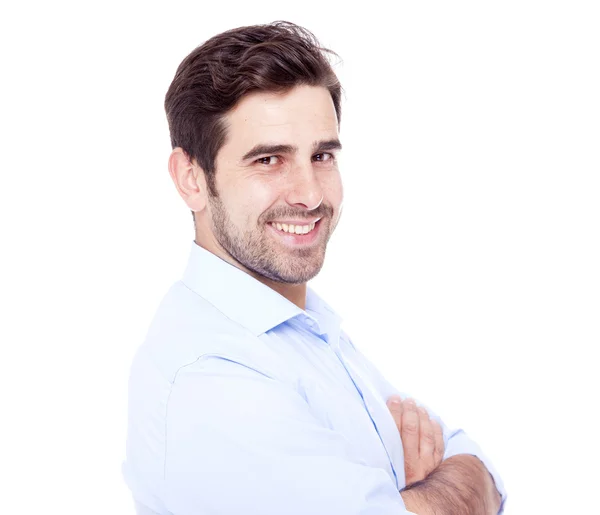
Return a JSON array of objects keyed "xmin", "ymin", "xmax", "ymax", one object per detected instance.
[{"xmin": 1, "ymin": 1, "xmax": 598, "ymax": 513}]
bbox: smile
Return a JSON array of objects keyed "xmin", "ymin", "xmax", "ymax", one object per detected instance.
[{"xmin": 270, "ymin": 221, "xmax": 317, "ymax": 235}]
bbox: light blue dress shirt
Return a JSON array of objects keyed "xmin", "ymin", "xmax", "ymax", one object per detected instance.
[{"xmin": 123, "ymin": 241, "xmax": 506, "ymax": 514}]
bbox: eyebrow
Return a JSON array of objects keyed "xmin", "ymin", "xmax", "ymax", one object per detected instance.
[{"xmin": 241, "ymin": 139, "xmax": 343, "ymax": 162}]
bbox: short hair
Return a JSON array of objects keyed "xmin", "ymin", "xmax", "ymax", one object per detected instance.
[{"xmin": 164, "ymin": 20, "xmax": 343, "ymax": 206}]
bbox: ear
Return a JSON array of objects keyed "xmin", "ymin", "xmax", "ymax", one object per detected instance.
[{"xmin": 168, "ymin": 148, "xmax": 208, "ymax": 214}]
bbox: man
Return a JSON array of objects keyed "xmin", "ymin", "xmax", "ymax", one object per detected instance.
[{"xmin": 123, "ymin": 21, "xmax": 506, "ymax": 514}]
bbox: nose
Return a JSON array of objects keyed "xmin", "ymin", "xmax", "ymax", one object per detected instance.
[{"xmin": 285, "ymin": 162, "xmax": 324, "ymax": 211}]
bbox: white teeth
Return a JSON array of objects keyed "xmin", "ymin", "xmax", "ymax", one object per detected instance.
[{"xmin": 271, "ymin": 222, "xmax": 317, "ymax": 235}]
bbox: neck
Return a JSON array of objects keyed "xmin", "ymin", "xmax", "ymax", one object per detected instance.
[{"xmin": 194, "ymin": 237, "xmax": 307, "ymax": 310}]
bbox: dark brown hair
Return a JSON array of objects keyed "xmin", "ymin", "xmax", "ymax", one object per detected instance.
[{"xmin": 164, "ymin": 21, "xmax": 343, "ymax": 206}]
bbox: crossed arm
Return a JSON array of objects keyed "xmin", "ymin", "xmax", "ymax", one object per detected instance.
[
  {"xmin": 387, "ymin": 396, "xmax": 502, "ymax": 515},
  {"xmin": 402, "ymin": 454, "xmax": 502, "ymax": 515},
  {"xmin": 159, "ymin": 356, "xmax": 504, "ymax": 514}
]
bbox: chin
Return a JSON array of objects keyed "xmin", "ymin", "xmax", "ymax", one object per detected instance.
[{"xmin": 281, "ymin": 261, "xmax": 324, "ymax": 284}]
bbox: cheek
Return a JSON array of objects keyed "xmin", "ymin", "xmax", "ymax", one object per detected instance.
[
  {"xmin": 226, "ymin": 181, "xmax": 281, "ymax": 225},
  {"xmin": 323, "ymin": 170, "xmax": 344, "ymax": 208}
]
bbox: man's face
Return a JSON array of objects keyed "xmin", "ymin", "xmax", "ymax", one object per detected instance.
[{"xmin": 203, "ymin": 85, "xmax": 343, "ymax": 284}]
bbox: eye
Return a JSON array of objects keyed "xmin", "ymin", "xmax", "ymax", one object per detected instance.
[
  {"xmin": 313, "ymin": 152, "xmax": 334, "ymax": 162},
  {"xmin": 256, "ymin": 155, "xmax": 281, "ymax": 165}
]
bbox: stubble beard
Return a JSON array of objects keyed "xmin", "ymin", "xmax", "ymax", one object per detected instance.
[{"xmin": 208, "ymin": 194, "xmax": 333, "ymax": 285}]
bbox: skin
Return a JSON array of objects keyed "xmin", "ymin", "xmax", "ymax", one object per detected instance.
[
  {"xmin": 387, "ymin": 396, "xmax": 445, "ymax": 486},
  {"xmin": 168, "ymin": 85, "xmax": 343, "ymax": 310},
  {"xmin": 387, "ymin": 396, "xmax": 502, "ymax": 514}
]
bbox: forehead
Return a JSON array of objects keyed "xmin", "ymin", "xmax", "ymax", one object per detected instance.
[{"xmin": 222, "ymin": 85, "xmax": 339, "ymax": 152}]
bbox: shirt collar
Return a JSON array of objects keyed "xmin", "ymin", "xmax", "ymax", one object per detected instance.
[
  {"xmin": 305, "ymin": 287, "xmax": 343, "ymax": 341},
  {"xmin": 182, "ymin": 240, "xmax": 325, "ymax": 336}
]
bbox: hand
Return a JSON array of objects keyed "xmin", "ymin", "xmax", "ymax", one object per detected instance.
[{"xmin": 386, "ymin": 396, "xmax": 445, "ymax": 487}]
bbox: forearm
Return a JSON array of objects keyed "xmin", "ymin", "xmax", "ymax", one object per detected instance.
[{"xmin": 400, "ymin": 454, "xmax": 501, "ymax": 515}]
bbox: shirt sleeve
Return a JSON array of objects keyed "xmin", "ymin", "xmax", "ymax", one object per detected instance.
[
  {"xmin": 163, "ymin": 354, "xmax": 415, "ymax": 515},
  {"xmin": 348, "ymin": 343, "xmax": 507, "ymax": 514}
]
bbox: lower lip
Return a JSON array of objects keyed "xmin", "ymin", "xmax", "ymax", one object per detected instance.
[{"xmin": 268, "ymin": 219, "xmax": 323, "ymax": 246}]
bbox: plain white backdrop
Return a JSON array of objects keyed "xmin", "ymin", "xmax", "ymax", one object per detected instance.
[{"xmin": 1, "ymin": 1, "xmax": 598, "ymax": 513}]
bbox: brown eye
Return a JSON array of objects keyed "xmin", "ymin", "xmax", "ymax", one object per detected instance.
[
  {"xmin": 313, "ymin": 153, "xmax": 333, "ymax": 162},
  {"xmin": 256, "ymin": 156, "xmax": 280, "ymax": 165}
]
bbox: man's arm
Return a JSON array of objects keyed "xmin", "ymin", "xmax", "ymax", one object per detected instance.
[
  {"xmin": 387, "ymin": 396, "xmax": 503, "ymax": 515},
  {"xmin": 347, "ymin": 340, "xmax": 506, "ymax": 512},
  {"xmin": 163, "ymin": 354, "xmax": 418, "ymax": 514},
  {"xmin": 401, "ymin": 454, "xmax": 502, "ymax": 515}
]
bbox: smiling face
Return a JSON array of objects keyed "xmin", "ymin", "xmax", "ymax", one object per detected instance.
[{"xmin": 198, "ymin": 85, "xmax": 344, "ymax": 285}]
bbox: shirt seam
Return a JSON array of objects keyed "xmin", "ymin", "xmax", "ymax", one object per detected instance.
[
  {"xmin": 163, "ymin": 354, "xmax": 210, "ymax": 482},
  {"xmin": 162, "ymin": 352, "xmax": 281, "ymax": 484}
]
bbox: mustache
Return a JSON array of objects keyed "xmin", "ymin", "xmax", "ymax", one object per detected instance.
[{"xmin": 264, "ymin": 203, "xmax": 333, "ymax": 223}]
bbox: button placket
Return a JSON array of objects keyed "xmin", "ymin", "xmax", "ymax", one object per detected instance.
[{"xmin": 331, "ymin": 345, "xmax": 400, "ymax": 489}]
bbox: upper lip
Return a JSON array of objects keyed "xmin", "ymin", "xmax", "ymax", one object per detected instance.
[{"xmin": 270, "ymin": 218, "xmax": 321, "ymax": 225}]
